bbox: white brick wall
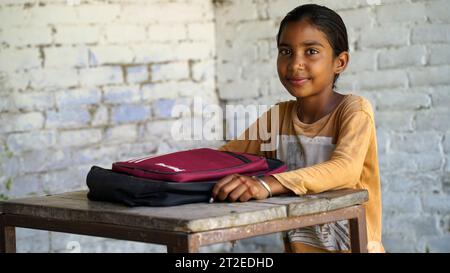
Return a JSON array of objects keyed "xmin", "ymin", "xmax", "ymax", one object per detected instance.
[
  {"xmin": 0, "ymin": 0, "xmax": 218, "ymax": 253},
  {"xmin": 1, "ymin": 0, "xmax": 449, "ymax": 253},
  {"xmin": 214, "ymin": 0, "xmax": 450, "ymax": 253}
]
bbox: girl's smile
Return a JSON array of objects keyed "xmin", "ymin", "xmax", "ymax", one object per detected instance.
[{"xmin": 287, "ymin": 76, "xmax": 311, "ymax": 87}]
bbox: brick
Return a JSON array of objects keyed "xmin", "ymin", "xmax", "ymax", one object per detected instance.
[
  {"xmin": 414, "ymin": 109, "xmax": 450, "ymax": 131},
  {"xmin": 0, "ymin": 48, "xmax": 41, "ymax": 72},
  {"xmin": 427, "ymin": 0, "xmax": 450, "ymax": 24},
  {"xmin": 390, "ymin": 132, "xmax": 441, "ymax": 154},
  {"xmin": 384, "ymin": 215, "xmax": 440, "ymax": 240},
  {"xmin": 104, "ymin": 124, "xmax": 138, "ymax": 143},
  {"xmin": 191, "ymin": 60, "xmax": 215, "ymax": 82},
  {"xmin": 20, "ymin": 148, "xmax": 72, "ymax": 174},
  {"xmin": 225, "ymin": 21, "xmax": 278, "ymax": 43},
  {"xmin": 409, "ymin": 66, "xmax": 450, "ymax": 87},
  {"xmin": 215, "ymin": 0, "xmax": 258, "ymax": 22},
  {"xmin": 44, "ymin": 46, "xmax": 89, "ymax": 68},
  {"xmin": 386, "ymin": 172, "xmax": 442, "ymax": 194},
  {"xmin": 46, "ymin": 108, "xmax": 90, "ymax": 129},
  {"xmin": 91, "ymin": 106, "xmax": 109, "ymax": 126},
  {"xmin": 429, "ymin": 44, "xmax": 450, "ymax": 66},
  {"xmin": 375, "ymin": 111, "xmax": 414, "ymax": 132},
  {"xmin": 420, "ymin": 235, "xmax": 450, "ymax": 253},
  {"xmin": 73, "ymin": 146, "xmax": 117, "ymax": 165},
  {"xmin": 54, "ymin": 26, "xmax": 101, "ymax": 44},
  {"xmin": 444, "ymin": 132, "xmax": 450, "ymax": 154},
  {"xmin": 0, "ymin": 112, "xmax": 44, "ymax": 133},
  {"xmin": 143, "ymin": 120, "xmax": 178, "ymax": 139},
  {"xmin": 132, "ymin": 44, "xmax": 177, "ymax": 63},
  {"xmin": 187, "ymin": 23, "xmax": 214, "ymax": 42},
  {"xmin": 151, "ymin": 62, "xmax": 190, "ymax": 82},
  {"xmin": 379, "ymin": 153, "xmax": 417, "ymax": 173},
  {"xmin": 1, "ymin": 26, "xmax": 52, "ymax": 46},
  {"xmin": 6, "ymin": 173, "xmax": 45, "ymax": 199},
  {"xmin": 382, "ymin": 192, "xmax": 422, "ymax": 214},
  {"xmin": 42, "ymin": 167, "xmax": 86, "ymax": 194},
  {"xmin": 91, "ymin": 240, "xmax": 167, "ymax": 253},
  {"xmin": 376, "ymin": 2, "xmax": 427, "ymax": 24},
  {"xmin": 378, "ymin": 46, "xmax": 426, "ymax": 69},
  {"xmin": 88, "ymin": 46, "xmax": 134, "ymax": 66},
  {"xmin": 126, "ymin": 66, "xmax": 149, "ymax": 84},
  {"xmin": 27, "ymin": 6, "xmax": 79, "ymax": 25},
  {"xmin": 7, "ymin": 131, "xmax": 57, "ymax": 153},
  {"xmin": 49, "ymin": 233, "xmax": 105, "ymax": 253},
  {"xmin": 147, "ymin": 24, "xmax": 187, "ymax": 42},
  {"xmin": 119, "ymin": 3, "xmax": 205, "ymax": 23},
  {"xmin": 105, "ymin": 25, "xmax": 146, "ymax": 43},
  {"xmin": 216, "ymin": 61, "xmax": 242, "ymax": 83},
  {"xmin": 30, "ymin": 68, "xmax": 79, "ymax": 88},
  {"xmin": 55, "ymin": 87, "xmax": 101, "ymax": 108},
  {"xmin": 269, "ymin": 0, "xmax": 352, "ymax": 18},
  {"xmin": 312, "ymin": 0, "xmax": 366, "ymax": 11},
  {"xmin": 0, "ymin": 6, "xmax": 77, "ymax": 27},
  {"xmin": 79, "ymin": 66, "xmax": 123, "ymax": 86},
  {"xmin": 176, "ymin": 42, "xmax": 214, "ymax": 60},
  {"xmin": 241, "ymin": 62, "xmax": 276, "ymax": 81},
  {"xmin": 76, "ymin": 4, "xmax": 120, "ymax": 23},
  {"xmin": 360, "ymin": 27, "xmax": 409, "ymax": 49},
  {"xmin": 357, "ymin": 70, "xmax": 408, "ymax": 90},
  {"xmin": 422, "ymin": 194, "xmax": 450, "ymax": 214},
  {"xmin": 256, "ymin": 40, "xmax": 274, "ymax": 61},
  {"xmin": 345, "ymin": 50, "xmax": 377, "ymax": 73},
  {"xmin": 382, "ymin": 234, "xmax": 416, "ymax": 253},
  {"xmin": 218, "ymin": 42, "xmax": 258, "ymax": 63},
  {"xmin": 412, "ymin": 25, "xmax": 450, "ymax": 44},
  {"xmin": 141, "ymin": 81, "xmax": 184, "ymax": 102},
  {"xmin": 111, "ymin": 104, "xmax": 151, "ymax": 123},
  {"xmin": 116, "ymin": 142, "xmax": 158, "ymax": 161},
  {"xmin": 59, "ymin": 128, "xmax": 102, "ymax": 147},
  {"xmin": 340, "ymin": 8, "xmax": 374, "ymax": 29},
  {"xmin": 430, "ymin": 86, "xmax": 450, "ymax": 109},
  {"xmin": 375, "ymin": 89, "xmax": 430, "ymax": 111},
  {"xmin": 103, "ymin": 85, "xmax": 141, "ymax": 104},
  {"xmin": 1, "ymin": 71, "xmax": 30, "ymax": 90},
  {"xmin": 16, "ymin": 229, "xmax": 50, "ymax": 253},
  {"xmin": 218, "ymin": 80, "xmax": 259, "ymax": 100},
  {"xmin": 152, "ymin": 99, "xmax": 177, "ymax": 119},
  {"xmin": 9, "ymin": 91, "xmax": 54, "ymax": 112},
  {"xmin": 0, "ymin": 6, "xmax": 30, "ymax": 27},
  {"xmin": 413, "ymin": 153, "xmax": 443, "ymax": 172}
]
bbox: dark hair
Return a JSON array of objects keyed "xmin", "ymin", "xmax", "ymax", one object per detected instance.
[{"xmin": 276, "ymin": 4, "xmax": 349, "ymax": 88}]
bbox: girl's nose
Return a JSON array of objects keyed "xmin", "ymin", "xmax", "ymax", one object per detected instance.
[{"xmin": 288, "ymin": 54, "xmax": 306, "ymax": 71}]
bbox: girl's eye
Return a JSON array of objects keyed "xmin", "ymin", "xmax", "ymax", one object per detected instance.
[
  {"xmin": 278, "ymin": 48, "xmax": 292, "ymax": 55},
  {"xmin": 306, "ymin": 48, "xmax": 319, "ymax": 55}
]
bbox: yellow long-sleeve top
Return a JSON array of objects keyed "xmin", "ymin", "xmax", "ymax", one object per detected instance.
[{"xmin": 218, "ymin": 94, "xmax": 384, "ymax": 253}]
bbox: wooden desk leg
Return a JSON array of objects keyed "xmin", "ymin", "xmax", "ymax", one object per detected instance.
[
  {"xmin": 166, "ymin": 234, "xmax": 200, "ymax": 253},
  {"xmin": 349, "ymin": 205, "xmax": 368, "ymax": 253},
  {"xmin": 0, "ymin": 216, "xmax": 17, "ymax": 253}
]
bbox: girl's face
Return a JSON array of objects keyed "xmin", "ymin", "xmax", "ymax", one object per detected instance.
[{"xmin": 277, "ymin": 20, "xmax": 347, "ymax": 99}]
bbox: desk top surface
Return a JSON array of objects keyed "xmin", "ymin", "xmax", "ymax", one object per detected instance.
[{"xmin": 0, "ymin": 189, "xmax": 368, "ymax": 232}]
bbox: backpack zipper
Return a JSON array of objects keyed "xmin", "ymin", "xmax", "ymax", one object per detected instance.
[{"xmin": 222, "ymin": 151, "xmax": 251, "ymax": 163}]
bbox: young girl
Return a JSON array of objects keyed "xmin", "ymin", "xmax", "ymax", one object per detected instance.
[{"xmin": 212, "ymin": 4, "xmax": 384, "ymax": 253}]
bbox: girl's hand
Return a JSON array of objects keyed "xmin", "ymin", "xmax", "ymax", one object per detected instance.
[{"xmin": 211, "ymin": 174, "xmax": 270, "ymax": 202}]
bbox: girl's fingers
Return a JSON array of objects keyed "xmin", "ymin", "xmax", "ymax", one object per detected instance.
[
  {"xmin": 228, "ymin": 183, "xmax": 250, "ymax": 202},
  {"xmin": 239, "ymin": 190, "xmax": 253, "ymax": 202},
  {"xmin": 211, "ymin": 174, "xmax": 237, "ymax": 198},
  {"xmin": 216, "ymin": 176, "xmax": 244, "ymax": 201}
]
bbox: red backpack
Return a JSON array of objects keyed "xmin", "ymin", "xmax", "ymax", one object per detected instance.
[
  {"xmin": 87, "ymin": 148, "xmax": 287, "ymax": 206},
  {"xmin": 112, "ymin": 148, "xmax": 286, "ymax": 182}
]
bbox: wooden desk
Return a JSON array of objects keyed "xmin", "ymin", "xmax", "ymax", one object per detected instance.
[{"xmin": 0, "ymin": 189, "xmax": 368, "ymax": 253}]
